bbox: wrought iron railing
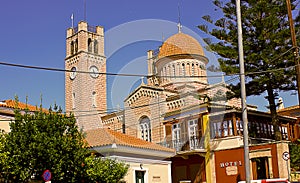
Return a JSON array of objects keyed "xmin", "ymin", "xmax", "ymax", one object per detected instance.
[{"xmin": 160, "ymin": 136, "xmax": 204, "ymax": 152}]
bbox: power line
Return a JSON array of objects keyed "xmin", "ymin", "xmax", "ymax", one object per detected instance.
[{"xmin": 0, "ymin": 59, "xmax": 296, "ymax": 78}]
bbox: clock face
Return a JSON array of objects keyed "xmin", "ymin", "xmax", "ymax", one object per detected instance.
[
  {"xmin": 89, "ymin": 66, "xmax": 99, "ymax": 78},
  {"xmin": 70, "ymin": 67, "xmax": 77, "ymax": 80}
]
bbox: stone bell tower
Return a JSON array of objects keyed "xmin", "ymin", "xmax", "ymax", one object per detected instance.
[{"xmin": 65, "ymin": 21, "xmax": 107, "ymax": 130}]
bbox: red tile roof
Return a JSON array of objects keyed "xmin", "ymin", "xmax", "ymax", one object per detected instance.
[
  {"xmin": 158, "ymin": 33, "xmax": 205, "ymax": 59},
  {"xmin": 85, "ymin": 128, "xmax": 175, "ymax": 153},
  {"xmin": 0, "ymin": 100, "xmax": 47, "ymax": 112}
]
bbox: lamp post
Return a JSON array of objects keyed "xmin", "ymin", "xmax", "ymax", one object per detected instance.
[{"xmin": 235, "ymin": 0, "xmax": 251, "ymax": 182}]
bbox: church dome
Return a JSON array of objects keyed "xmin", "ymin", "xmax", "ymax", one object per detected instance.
[{"xmin": 158, "ymin": 33, "xmax": 205, "ymax": 59}]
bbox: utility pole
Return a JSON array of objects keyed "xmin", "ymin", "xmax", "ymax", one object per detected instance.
[
  {"xmin": 235, "ymin": 0, "xmax": 251, "ymax": 182},
  {"xmin": 286, "ymin": 0, "xmax": 300, "ymax": 106}
]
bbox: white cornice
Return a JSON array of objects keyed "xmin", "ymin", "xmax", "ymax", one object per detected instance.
[
  {"xmin": 90, "ymin": 144, "xmax": 175, "ymax": 159},
  {"xmin": 108, "ymin": 155, "xmax": 172, "ymax": 165}
]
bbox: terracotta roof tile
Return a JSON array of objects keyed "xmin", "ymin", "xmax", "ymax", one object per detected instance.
[
  {"xmin": 0, "ymin": 100, "xmax": 47, "ymax": 112},
  {"xmin": 158, "ymin": 33, "xmax": 204, "ymax": 59},
  {"xmin": 85, "ymin": 128, "xmax": 175, "ymax": 153}
]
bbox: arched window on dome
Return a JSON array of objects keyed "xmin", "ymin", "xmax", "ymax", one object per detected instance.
[
  {"xmin": 168, "ymin": 65, "xmax": 171, "ymax": 81},
  {"xmin": 187, "ymin": 63, "xmax": 191, "ymax": 76},
  {"xmin": 195, "ymin": 63, "xmax": 199, "ymax": 76},
  {"xmin": 182, "ymin": 63, "xmax": 186, "ymax": 76},
  {"xmin": 191, "ymin": 64, "xmax": 195, "ymax": 76},
  {"xmin": 139, "ymin": 116, "xmax": 151, "ymax": 142},
  {"xmin": 177, "ymin": 63, "xmax": 181, "ymax": 78},
  {"xmin": 172, "ymin": 64, "xmax": 176, "ymax": 79},
  {"xmin": 163, "ymin": 67, "xmax": 167, "ymax": 82}
]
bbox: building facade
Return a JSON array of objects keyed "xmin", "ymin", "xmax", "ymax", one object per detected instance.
[
  {"xmin": 85, "ymin": 128, "xmax": 175, "ymax": 183},
  {"xmin": 64, "ymin": 21, "xmax": 299, "ymax": 183},
  {"xmin": 65, "ymin": 21, "xmax": 107, "ymax": 130}
]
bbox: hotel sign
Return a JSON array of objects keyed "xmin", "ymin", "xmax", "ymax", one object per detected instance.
[
  {"xmin": 220, "ymin": 160, "xmax": 242, "ymax": 168},
  {"xmin": 219, "ymin": 161, "xmax": 242, "ymax": 176}
]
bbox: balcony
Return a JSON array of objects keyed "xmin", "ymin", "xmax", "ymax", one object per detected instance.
[{"xmin": 160, "ymin": 136, "xmax": 205, "ymax": 152}]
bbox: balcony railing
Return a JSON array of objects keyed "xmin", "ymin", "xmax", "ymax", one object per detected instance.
[{"xmin": 160, "ymin": 136, "xmax": 205, "ymax": 152}]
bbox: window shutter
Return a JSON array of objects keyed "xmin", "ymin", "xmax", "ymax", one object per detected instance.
[{"xmin": 165, "ymin": 124, "xmax": 172, "ymax": 142}]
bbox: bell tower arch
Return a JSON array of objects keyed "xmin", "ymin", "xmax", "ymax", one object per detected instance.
[{"xmin": 65, "ymin": 21, "xmax": 106, "ymax": 130}]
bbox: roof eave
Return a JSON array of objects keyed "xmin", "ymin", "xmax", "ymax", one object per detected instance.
[{"xmin": 89, "ymin": 144, "xmax": 175, "ymax": 159}]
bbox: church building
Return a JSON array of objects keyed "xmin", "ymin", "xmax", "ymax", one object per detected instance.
[{"xmin": 65, "ymin": 21, "xmax": 299, "ymax": 183}]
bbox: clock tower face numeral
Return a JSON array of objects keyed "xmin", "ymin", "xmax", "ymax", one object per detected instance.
[
  {"xmin": 70, "ymin": 67, "xmax": 77, "ymax": 80},
  {"xmin": 89, "ymin": 65, "xmax": 99, "ymax": 78}
]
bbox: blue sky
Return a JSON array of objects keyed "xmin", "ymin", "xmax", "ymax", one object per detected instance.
[{"xmin": 0, "ymin": 0, "xmax": 298, "ymax": 112}]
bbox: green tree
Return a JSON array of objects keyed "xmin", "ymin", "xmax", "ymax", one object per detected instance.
[
  {"xmin": 2, "ymin": 104, "xmax": 89, "ymax": 182},
  {"xmin": 199, "ymin": 0, "xmax": 300, "ymax": 140},
  {"xmin": 84, "ymin": 155, "xmax": 129, "ymax": 183},
  {"xmin": 0, "ymin": 130, "xmax": 8, "ymax": 178},
  {"xmin": 289, "ymin": 140, "xmax": 300, "ymax": 171}
]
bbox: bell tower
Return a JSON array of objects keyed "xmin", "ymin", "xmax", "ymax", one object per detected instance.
[{"xmin": 65, "ymin": 21, "xmax": 106, "ymax": 130}]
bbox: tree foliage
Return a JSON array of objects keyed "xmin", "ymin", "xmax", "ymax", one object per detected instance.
[
  {"xmin": 199, "ymin": 0, "xmax": 300, "ymax": 140},
  {"xmin": 289, "ymin": 140, "xmax": 300, "ymax": 171},
  {"xmin": 2, "ymin": 105, "xmax": 89, "ymax": 182},
  {"xmin": 84, "ymin": 155, "xmax": 129, "ymax": 183},
  {"xmin": 0, "ymin": 101, "xmax": 129, "ymax": 183},
  {"xmin": 0, "ymin": 130, "xmax": 8, "ymax": 175}
]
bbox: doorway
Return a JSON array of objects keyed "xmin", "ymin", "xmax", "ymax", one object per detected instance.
[
  {"xmin": 251, "ymin": 157, "xmax": 269, "ymax": 179},
  {"xmin": 135, "ymin": 170, "xmax": 145, "ymax": 183}
]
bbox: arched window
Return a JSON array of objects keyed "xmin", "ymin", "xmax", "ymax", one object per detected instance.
[
  {"xmin": 92, "ymin": 91, "xmax": 97, "ymax": 107},
  {"xmin": 168, "ymin": 65, "xmax": 172, "ymax": 81},
  {"xmin": 172, "ymin": 64, "xmax": 176, "ymax": 79},
  {"xmin": 70, "ymin": 41, "xmax": 74, "ymax": 55},
  {"xmin": 191, "ymin": 64, "xmax": 195, "ymax": 76},
  {"xmin": 94, "ymin": 40, "xmax": 98, "ymax": 54},
  {"xmin": 75, "ymin": 39, "xmax": 78, "ymax": 53},
  {"xmin": 163, "ymin": 67, "xmax": 166, "ymax": 82},
  {"xmin": 88, "ymin": 38, "xmax": 92, "ymax": 52},
  {"xmin": 187, "ymin": 63, "xmax": 191, "ymax": 76},
  {"xmin": 182, "ymin": 63, "xmax": 186, "ymax": 76},
  {"xmin": 139, "ymin": 116, "xmax": 151, "ymax": 142}
]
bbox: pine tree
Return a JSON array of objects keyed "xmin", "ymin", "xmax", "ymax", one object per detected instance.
[{"xmin": 199, "ymin": 0, "xmax": 300, "ymax": 140}]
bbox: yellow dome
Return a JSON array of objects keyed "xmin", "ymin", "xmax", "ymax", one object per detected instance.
[{"xmin": 158, "ymin": 33, "xmax": 204, "ymax": 59}]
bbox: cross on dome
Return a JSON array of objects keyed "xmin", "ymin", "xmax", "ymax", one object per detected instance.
[{"xmin": 177, "ymin": 22, "xmax": 182, "ymax": 33}]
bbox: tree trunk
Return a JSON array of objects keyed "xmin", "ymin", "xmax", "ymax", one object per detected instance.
[{"xmin": 266, "ymin": 84, "xmax": 282, "ymax": 141}]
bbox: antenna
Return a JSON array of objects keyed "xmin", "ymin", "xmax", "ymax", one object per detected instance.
[
  {"xmin": 84, "ymin": 0, "xmax": 87, "ymax": 21},
  {"xmin": 177, "ymin": 2, "xmax": 182, "ymax": 33}
]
